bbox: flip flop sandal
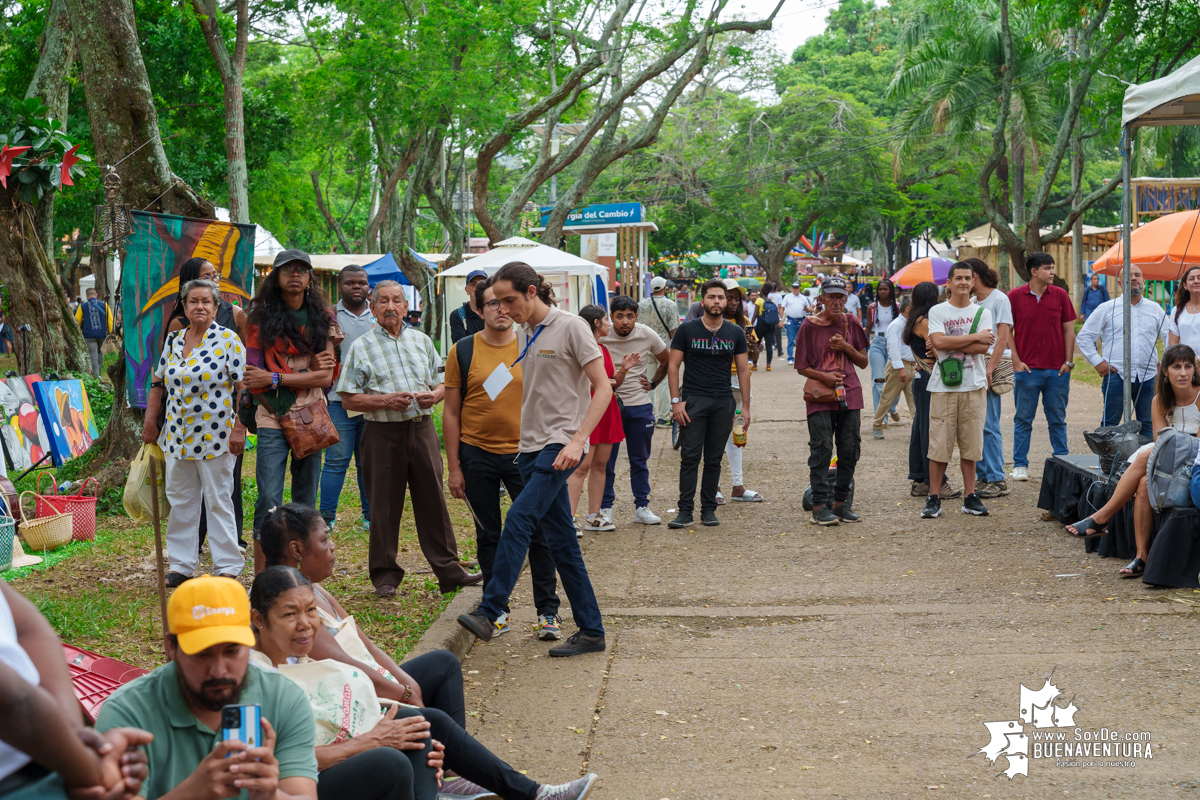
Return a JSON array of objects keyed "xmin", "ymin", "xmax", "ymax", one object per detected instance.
[
  {"xmin": 716, "ymin": 491, "xmax": 726, "ymax": 505},
  {"xmin": 731, "ymin": 490, "xmax": 764, "ymax": 502},
  {"xmin": 1119, "ymin": 557, "xmax": 1146, "ymax": 578},
  {"xmin": 1066, "ymin": 516, "xmax": 1109, "ymax": 538}
]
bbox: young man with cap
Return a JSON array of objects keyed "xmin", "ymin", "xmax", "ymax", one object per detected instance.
[
  {"xmin": 95, "ymin": 575, "xmax": 320, "ymax": 800},
  {"xmin": 319, "ymin": 264, "xmax": 375, "ymax": 533},
  {"xmin": 638, "ymin": 275, "xmax": 680, "ymax": 425},
  {"xmin": 779, "ymin": 281, "xmax": 810, "ymax": 365},
  {"xmin": 794, "ymin": 277, "xmax": 868, "ymax": 525},
  {"xmin": 600, "ymin": 294, "xmax": 670, "ymax": 525},
  {"xmin": 449, "ymin": 269, "xmax": 488, "ymax": 344}
]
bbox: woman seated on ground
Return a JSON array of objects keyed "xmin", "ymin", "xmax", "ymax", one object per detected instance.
[
  {"xmin": 1066, "ymin": 344, "xmax": 1200, "ymax": 577},
  {"xmin": 258, "ymin": 505, "xmax": 596, "ymax": 800}
]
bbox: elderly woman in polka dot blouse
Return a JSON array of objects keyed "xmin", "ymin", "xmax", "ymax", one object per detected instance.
[{"xmin": 142, "ymin": 278, "xmax": 247, "ymax": 588}]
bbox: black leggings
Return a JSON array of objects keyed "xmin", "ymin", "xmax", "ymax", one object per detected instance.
[
  {"xmin": 399, "ymin": 650, "xmax": 539, "ymax": 800},
  {"xmin": 318, "ymin": 746, "xmax": 438, "ymax": 800},
  {"xmin": 755, "ymin": 323, "xmax": 776, "ymax": 365}
]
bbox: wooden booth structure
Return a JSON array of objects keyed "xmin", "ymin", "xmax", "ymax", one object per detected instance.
[{"xmin": 530, "ymin": 203, "xmax": 657, "ymax": 302}]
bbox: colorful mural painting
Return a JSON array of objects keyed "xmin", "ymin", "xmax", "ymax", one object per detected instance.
[
  {"xmin": 0, "ymin": 376, "xmax": 52, "ymax": 471},
  {"xmin": 32, "ymin": 380, "xmax": 99, "ymax": 466},
  {"xmin": 122, "ymin": 210, "xmax": 256, "ymax": 408}
]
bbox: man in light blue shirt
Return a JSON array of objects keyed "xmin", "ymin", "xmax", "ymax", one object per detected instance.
[{"xmin": 1079, "ymin": 273, "xmax": 1110, "ymax": 320}]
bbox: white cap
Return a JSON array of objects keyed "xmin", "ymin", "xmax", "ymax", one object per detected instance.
[{"xmin": 650, "ymin": 276, "xmax": 668, "ymax": 291}]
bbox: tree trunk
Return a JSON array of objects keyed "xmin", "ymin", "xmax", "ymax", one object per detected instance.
[{"xmin": 191, "ymin": 0, "xmax": 249, "ymax": 222}]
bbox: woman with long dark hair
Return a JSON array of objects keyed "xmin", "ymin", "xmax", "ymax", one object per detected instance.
[
  {"xmin": 717, "ymin": 281, "xmax": 763, "ymax": 503},
  {"xmin": 904, "ymin": 281, "xmax": 959, "ymax": 499},
  {"xmin": 866, "ymin": 279, "xmax": 901, "ymax": 433},
  {"xmin": 246, "ymin": 251, "xmax": 339, "ymax": 573},
  {"xmin": 1168, "ymin": 265, "xmax": 1200, "ymax": 352}
]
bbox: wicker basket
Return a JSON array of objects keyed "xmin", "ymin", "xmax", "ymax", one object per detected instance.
[
  {"xmin": 36, "ymin": 477, "xmax": 99, "ymax": 542},
  {"xmin": 19, "ymin": 491, "xmax": 73, "ymax": 552},
  {"xmin": 0, "ymin": 515, "xmax": 14, "ymax": 572}
]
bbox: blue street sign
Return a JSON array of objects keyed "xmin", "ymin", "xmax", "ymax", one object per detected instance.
[{"xmin": 540, "ymin": 202, "xmax": 643, "ymax": 228}]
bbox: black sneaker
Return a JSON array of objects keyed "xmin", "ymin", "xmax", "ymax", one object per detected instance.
[
  {"xmin": 701, "ymin": 510, "xmax": 720, "ymax": 526},
  {"xmin": 962, "ymin": 493, "xmax": 989, "ymax": 516},
  {"xmin": 921, "ymin": 495, "xmax": 942, "ymax": 518},
  {"xmin": 549, "ymin": 630, "xmax": 606, "ymax": 657},
  {"xmin": 457, "ymin": 609, "xmax": 495, "ymax": 642},
  {"xmin": 667, "ymin": 514, "xmax": 694, "ymax": 529},
  {"xmin": 811, "ymin": 506, "xmax": 840, "ymax": 526},
  {"xmin": 940, "ymin": 479, "xmax": 963, "ymax": 499},
  {"xmin": 833, "ymin": 503, "xmax": 861, "ymax": 522}
]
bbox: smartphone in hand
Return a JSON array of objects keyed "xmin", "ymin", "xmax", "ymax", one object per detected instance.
[{"xmin": 221, "ymin": 704, "xmax": 262, "ymax": 752}]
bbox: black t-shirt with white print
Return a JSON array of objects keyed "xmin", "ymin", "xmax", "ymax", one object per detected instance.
[{"xmin": 670, "ymin": 318, "xmax": 748, "ymax": 397}]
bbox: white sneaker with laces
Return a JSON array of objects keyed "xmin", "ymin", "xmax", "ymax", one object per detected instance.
[
  {"xmin": 1011, "ymin": 466, "xmax": 1029, "ymax": 481},
  {"xmin": 633, "ymin": 506, "xmax": 662, "ymax": 525}
]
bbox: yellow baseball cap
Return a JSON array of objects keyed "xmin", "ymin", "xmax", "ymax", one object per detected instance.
[{"xmin": 168, "ymin": 575, "xmax": 255, "ymax": 655}]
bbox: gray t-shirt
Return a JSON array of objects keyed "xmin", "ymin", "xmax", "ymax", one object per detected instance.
[
  {"xmin": 328, "ymin": 300, "xmax": 376, "ymax": 403},
  {"xmin": 599, "ymin": 322, "xmax": 667, "ymax": 407}
]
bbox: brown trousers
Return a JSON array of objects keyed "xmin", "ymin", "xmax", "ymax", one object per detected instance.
[{"xmin": 363, "ymin": 418, "xmax": 468, "ymax": 592}]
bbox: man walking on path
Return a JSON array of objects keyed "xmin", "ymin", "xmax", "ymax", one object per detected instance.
[
  {"xmin": 458, "ymin": 262, "xmax": 612, "ymax": 658},
  {"xmin": 1079, "ymin": 272, "xmax": 1110, "ymax": 320},
  {"xmin": 1077, "ymin": 264, "xmax": 1166, "ymax": 438},
  {"xmin": 1008, "ymin": 253, "xmax": 1077, "ymax": 482},
  {"xmin": 667, "ymin": 279, "xmax": 750, "ymax": 529},
  {"xmin": 780, "ymin": 280, "xmax": 810, "ymax": 365},
  {"xmin": 794, "ymin": 277, "xmax": 868, "ymax": 525},
  {"xmin": 600, "ymin": 294, "xmax": 669, "ymax": 525},
  {"xmin": 968, "ymin": 258, "xmax": 1014, "ymax": 499},
  {"xmin": 445, "ymin": 282, "xmax": 563, "ymax": 641},
  {"xmin": 319, "ymin": 265, "xmax": 375, "ymax": 532},
  {"xmin": 336, "ymin": 281, "xmax": 482, "ymax": 597},
  {"xmin": 449, "ymin": 269, "xmax": 488, "ymax": 343},
  {"xmin": 639, "ymin": 275, "xmax": 680, "ymax": 425},
  {"xmin": 75, "ymin": 288, "xmax": 112, "ymax": 376},
  {"xmin": 923, "ymin": 263, "xmax": 994, "ymax": 519},
  {"xmin": 872, "ymin": 297, "xmax": 916, "ymax": 438}
]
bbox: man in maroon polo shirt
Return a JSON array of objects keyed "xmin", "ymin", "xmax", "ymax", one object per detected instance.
[{"xmin": 1007, "ymin": 252, "xmax": 1077, "ymax": 482}]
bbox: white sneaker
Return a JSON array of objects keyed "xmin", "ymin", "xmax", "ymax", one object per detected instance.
[
  {"xmin": 599, "ymin": 507, "xmax": 613, "ymax": 525},
  {"xmin": 1011, "ymin": 466, "xmax": 1029, "ymax": 481},
  {"xmin": 633, "ymin": 506, "xmax": 662, "ymax": 525}
]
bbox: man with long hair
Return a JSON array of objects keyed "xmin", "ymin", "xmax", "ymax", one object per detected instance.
[{"xmin": 967, "ymin": 258, "xmax": 1014, "ymax": 498}]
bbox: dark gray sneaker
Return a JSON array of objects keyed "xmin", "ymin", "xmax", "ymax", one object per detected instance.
[
  {"xmin": 667, "ymin": 514, "xmax": 694, "ymax": 529},
  {"xmin": 812, "ymin": 506, "xmax": 840, "ymax": 526},
  {"xmin": 962, "ymin": 493, "xmax": 989, "ymax": 516},
  {"xmin": 457, "ymin": 609, "xmax": 496, "ymax": 642},
  {"xmin": 701, "ymin": 510, "xmax": 720, "ymax": 526},
  {"xmin": 549, "ymin": 631, "xmax": 606, "ymax": 657},
  {"xmin": 535, "ymin": 774, "xmax": 597, "ymax": 800},
  {"xmin": 976, "ymin": 479, "xmax": 1009, "ymax": 498},
  {"xmin": 833, "ymin": 503, "xmax": 861, "ymax": 522},
  {"xmin": 921, "ymin": 495, "xmax": 942, "ymax": 518}
]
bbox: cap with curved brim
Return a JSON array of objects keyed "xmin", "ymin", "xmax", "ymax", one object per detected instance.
[{"xmin": 176, "ymin": 624, "xmax": 256, "ymax": 655}]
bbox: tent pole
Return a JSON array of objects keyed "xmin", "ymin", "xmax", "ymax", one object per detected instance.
[{"xmin": 1121, "ymin": 125, "xmax": 1133, "ymax": 424}]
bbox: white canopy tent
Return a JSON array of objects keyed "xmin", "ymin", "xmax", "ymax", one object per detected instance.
[
  {"xmin": 1115, "ymin": 54, "xmax": 1200, "ymax": 420},
  {"xmin": 435, "ymin": 236, "xmax": 605, "ymax": 356}
]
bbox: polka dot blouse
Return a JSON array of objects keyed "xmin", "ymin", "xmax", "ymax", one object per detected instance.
[{"xmin": 155, "ymin": 324, "xmax": 246, "ymax": 460}]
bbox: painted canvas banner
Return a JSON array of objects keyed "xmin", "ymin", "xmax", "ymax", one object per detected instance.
[
  {"xmin": 32, "ymin": 380, "xmax": 99, "ymax": 466},
  {"xmin": 122, "ymin": 210, "xmax": 255, "ymax": 407},
  {"xmin": 0, "ymin": 376, "xmax": 52, "ymax": 471}
]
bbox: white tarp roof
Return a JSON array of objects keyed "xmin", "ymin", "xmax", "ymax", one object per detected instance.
[
  {"xmin": 436, "ymin": 236, "xmax": 600, "ymax": 277},
  {"xmin": 215, "ymin": 207, "xmax": 286, "ymax": 258},
  {"xmin": 252, "ymin": 253, "xmax": 384, "ymax": 270},
  {"xmin": 1123, "ymin": 53, "xmax": 1200, "ymax": 129}
]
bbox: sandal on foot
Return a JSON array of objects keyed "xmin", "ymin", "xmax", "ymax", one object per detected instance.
[
  {"xmin": 1119, "ymin": 557, "xmax": 1146, "ymax": 578},
  {"xmin": 1066, "ymin": 516, "xmax": 1109, "ymax": 538},
  {"xmin": 730, "ymin": 489, "xmax": 764, "ymax": 502}
]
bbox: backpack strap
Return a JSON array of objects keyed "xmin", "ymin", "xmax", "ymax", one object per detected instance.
[{"xmin": 455, "ymin": 333, "xmax": 476, "ymax": 409}]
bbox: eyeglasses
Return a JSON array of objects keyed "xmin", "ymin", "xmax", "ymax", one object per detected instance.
[
  {"xmin": 278, "ymin": 264, "xmax": 311, "ymax": 275},
  {"xmin": 482, "ymin": 300, "xmax": 501, "ymax": 311}
]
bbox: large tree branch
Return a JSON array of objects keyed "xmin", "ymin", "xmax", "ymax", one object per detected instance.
[
  {"xmin": 1040, "ymin": 168, "xmax": 1122, "ymax": 243},
  {"xmin": 311, "ymin": 170, "xmax": 352, "ymax": 252}
]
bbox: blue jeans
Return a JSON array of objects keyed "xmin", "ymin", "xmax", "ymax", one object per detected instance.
[
  {"xmin": 868, "ymin": 334, "xmax": 897, "ymax": 413},
  {"xmin": 1100, "ymin": 372, "xmax": 1155, "ymax": 439},
  {"xmin": 253, "ymin": 427, "xmax": 323, "ymax": 535},
  {"xmin": 976, "ymin": 389, "xmax": 1005, "ymax": 483},
  {"xmin": 786, "ymin": 318, "xmax": 802, "ymax": 361},
  {"xmin": 477, "ymin": 445, "xmax": 604, "ymax": 638},
  {"xmin": 319, "ymin": 402, "xmax": 370, "ymax": 522},
  {"xmin": 1189, "ymin": 464, "xmax": 1200, "ymax": 508},
  {"xmin": 1012, "ymin": 369, "xmax": 1071, "ymax": 467},
  {"xmin": 602, "ymin": 402, "xmax": 656, "ymax": 508}
]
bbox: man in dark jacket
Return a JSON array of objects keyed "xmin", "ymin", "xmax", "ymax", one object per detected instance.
[{"xmin": 449, "ymin": 269, "xmax": 488, "ymax": 343}]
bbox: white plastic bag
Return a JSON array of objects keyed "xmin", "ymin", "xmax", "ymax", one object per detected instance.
[{"xmin": 123, "ymin": 443, "xmax": 170, "ymax": 523}]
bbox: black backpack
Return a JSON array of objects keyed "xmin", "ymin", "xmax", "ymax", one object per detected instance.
[{"xmin": 760, "ymin": 299, "xmax": 780, "ymax": 327}]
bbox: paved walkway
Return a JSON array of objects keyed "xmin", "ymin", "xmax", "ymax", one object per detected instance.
[{"xmin": 458, "ymin": 365, "xmax": 1198, "ymax": 798}]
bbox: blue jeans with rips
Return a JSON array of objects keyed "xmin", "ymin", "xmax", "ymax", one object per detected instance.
[
  {"xmin": 476, "ymin": 444, "xmax": 604, "ymax": 638},
  {"xmin": 319, "ymin": 402, "xmax": 371, "ymax": 523},
  {"xmin": 1012, "ymin": 369, "xmax": 1071, "ymax": 468}
]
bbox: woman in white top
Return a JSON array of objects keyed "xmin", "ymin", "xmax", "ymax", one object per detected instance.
[
  {"xmin": 1167, "ymin": 266, "xmax": 1200, "ymax": 351},
  {"xmin": 864, "ymin": 279, "xmax": 900, "ymax": 422},
  {"xmin": 1067, "ymin": 344, "xmax": 1200, "ymax": 577}
]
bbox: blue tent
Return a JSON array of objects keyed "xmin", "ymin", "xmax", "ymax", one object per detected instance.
[{"xmin": 361, "ymin": 250, "xmax": 437, "ymax": 287}]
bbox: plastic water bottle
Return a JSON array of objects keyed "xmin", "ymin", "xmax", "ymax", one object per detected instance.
[{"xmin": 733, "ymin": 409, "xmax": 747, "ymax": 448}]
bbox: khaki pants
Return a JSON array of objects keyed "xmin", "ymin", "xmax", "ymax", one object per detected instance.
[{"xmin": 872, "ymin": 360, "xmax": 917, "ymax": 431}]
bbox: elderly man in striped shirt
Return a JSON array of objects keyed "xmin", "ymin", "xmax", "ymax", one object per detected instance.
[{"xmin": 336, "ymin": 280, "xmax": 483, "ymax": 597}]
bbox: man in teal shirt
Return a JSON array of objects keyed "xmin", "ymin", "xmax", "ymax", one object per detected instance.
[{"xmin": 96, "ymin": 576, "xmax": 318, "ymax": 800}]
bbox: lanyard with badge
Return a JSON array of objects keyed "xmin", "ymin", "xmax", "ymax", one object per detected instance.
[{"xmin": 481, "ymin": 325, "xmax": 544, "ymax": 401}]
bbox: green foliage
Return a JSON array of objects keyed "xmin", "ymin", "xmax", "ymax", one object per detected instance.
[{"xmin": 1, "ymin": 97, "xmax": 90, "ymax": 206}]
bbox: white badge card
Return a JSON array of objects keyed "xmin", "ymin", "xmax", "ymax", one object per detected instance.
[{"xmin": 482, "ymin": 362, "xmax": 514, "ymax": 401}]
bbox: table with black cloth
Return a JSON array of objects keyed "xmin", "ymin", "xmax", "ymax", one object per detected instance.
[{"xmin": 1037, "ymin": 454, "xmax": 1200, "ymax": 588}]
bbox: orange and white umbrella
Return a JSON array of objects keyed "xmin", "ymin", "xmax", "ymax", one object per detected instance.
[{"xmin": 1093, "ymin": 210, "xmax": 1200, "ymax": 280}]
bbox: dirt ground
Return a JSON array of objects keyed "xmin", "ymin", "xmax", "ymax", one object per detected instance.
[{"xmin": 456, "ymin": 363, "xmax": 1200, "ymax": 798}]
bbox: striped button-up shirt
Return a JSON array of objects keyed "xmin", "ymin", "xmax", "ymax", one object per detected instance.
[{"xmin": 334, "ymin": 323, "xmax": 443, "ymax": 422}]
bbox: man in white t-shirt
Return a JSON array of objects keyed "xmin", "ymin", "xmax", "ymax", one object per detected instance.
[
  {"xmin": 967, "ymin": 258, "xmax": 1014, "ymax": 499},
  {"xmin": 844, "ymin": 284, "xmax": 862, "ymax": 321},
  {"xmin": 780, "ymin": 281, "xmax": 810, "ymax": 365},
  {"xmin": 922, "ymin": 262, "xmax": 994, "ymax": 520}
]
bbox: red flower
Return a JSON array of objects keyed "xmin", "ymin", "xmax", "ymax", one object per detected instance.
[
  {"xmin": 60, "ymin": 144, "xmax": 81, "ymax": 187},
  {"xmin": 0, "ymin": 145, "xmax": 32, "ymax": 189}
]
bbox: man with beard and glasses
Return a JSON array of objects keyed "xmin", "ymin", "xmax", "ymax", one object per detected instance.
[{"xmin": 96, "ymin": 576, "xmax": 319, "ymax": 800}]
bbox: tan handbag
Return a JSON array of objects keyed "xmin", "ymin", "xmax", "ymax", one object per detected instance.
[
  {"xmin": 279, "ymin": 402, "xmax": 339, "ymax": 460},
  {"xmin": 802, "ymin": 315, "xmax": 847, "ymax": 403},
  {"xmin": 990, "ymin": 356, "xmax": 1015, "ymax": 395}
]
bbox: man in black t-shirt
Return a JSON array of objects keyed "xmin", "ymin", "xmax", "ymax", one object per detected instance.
[{"xmin": 667, "ymin": 278, "xmax": 751, "ymax": 528}]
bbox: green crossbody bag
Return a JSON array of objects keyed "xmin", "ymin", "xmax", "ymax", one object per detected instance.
[{"xmin": 937, "ymin": 306, "xmax": 984, "ymax": 388}]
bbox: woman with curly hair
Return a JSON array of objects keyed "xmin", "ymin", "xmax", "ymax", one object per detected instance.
[{"xmin": 246, "ymin": 251, "xmax": 341, "ymax": 574}]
